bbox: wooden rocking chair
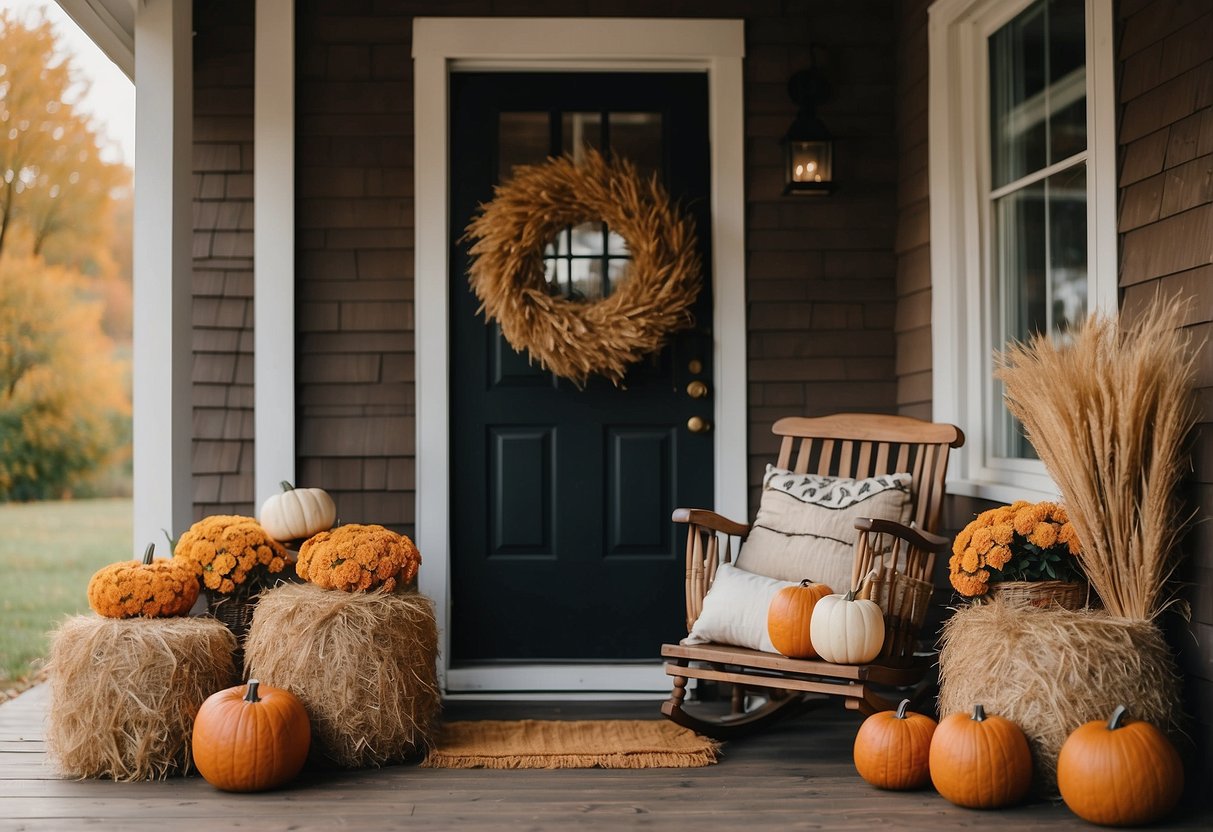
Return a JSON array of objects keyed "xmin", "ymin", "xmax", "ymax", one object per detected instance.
[{"xmin": 661, "ymin": 413, "xmax": 964, "ymax": 738}]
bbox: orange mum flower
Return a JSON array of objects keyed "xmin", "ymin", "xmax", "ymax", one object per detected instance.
[
  {"xmin": 173, "ymin": 515, "xmax": 288, "ymax": 596},
  {"xmin": 949, "ymin": 500, "xmax": 1084, "ymax": 598},
  {"xmin": 296, "ymin": 523, "xmax": 422, "ymax": 593}
]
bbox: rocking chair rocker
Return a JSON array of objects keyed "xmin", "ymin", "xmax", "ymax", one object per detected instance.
[{"xmin": 660, "ymin": 413, "xmax": 964, "ymax": 738}]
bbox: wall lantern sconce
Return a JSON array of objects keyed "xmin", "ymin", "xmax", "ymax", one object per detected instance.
[{"xmin": 783, "ymin": 61, "xmax": 834, "ymax": 196}]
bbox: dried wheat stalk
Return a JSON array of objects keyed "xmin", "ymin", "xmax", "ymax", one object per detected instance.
[
  {"xmin": 995, "ymin": 297, "xmax": 1198, "ymax": 620},
  {"xmin": 464, "ymin": 149, "xmax": 702, "ymax": 387}
]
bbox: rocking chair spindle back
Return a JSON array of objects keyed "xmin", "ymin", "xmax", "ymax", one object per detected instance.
[{"xmin": 663, "ymin": 413, "xmax": 964, "ymax": 737}]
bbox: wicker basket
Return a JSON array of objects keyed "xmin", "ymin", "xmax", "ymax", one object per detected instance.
[
  {"xmin": 987, "ymin": 580, "xmax": 1089, "ymax": 610},
  {"xmin": 858, "ymin": 569, "xmax": 934, "ymax": 664},
  {"xmin": 204, "ymin": 582, "xmax": 260, "ymax": 643}
]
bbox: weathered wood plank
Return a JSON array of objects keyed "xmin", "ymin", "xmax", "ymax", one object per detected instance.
[{"xmin": 2, "ymin": 690, "xmax": 1209, "ymax": 829}]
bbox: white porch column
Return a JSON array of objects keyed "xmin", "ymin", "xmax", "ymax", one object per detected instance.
[
  {"xmin": 254, "ymin": 0, "xmax": 296, "ymax": 507},
  {"xmin": 133, "ymin": 0, "xmax": 193, "ymax": 552}
]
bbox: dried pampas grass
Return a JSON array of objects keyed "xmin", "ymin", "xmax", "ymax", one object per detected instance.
[
  {"xmin": 45, "ymin": 615, "xmax": 237, "ymax": 780},
  {"xmin": 465, "ymin": 149, "xmax": 702, "ymax": 387},
  {"xmin": 243, "ymin": 583, "xmax": 440, "ymax": 768},
  {"xmin": 996, "ymin": 298, "xmax": 1199, "ymax": 619},
  {"xmin": 938, "ymin": 598, "xmax": 1183, "ymax": 797}
]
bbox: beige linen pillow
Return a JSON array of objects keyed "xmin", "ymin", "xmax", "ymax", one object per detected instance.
[
  {"xmin": 681, "ymin": 563, "xmax": 800, "ymax": 653},
  {"xmin": 734, "ymin": 465, "xmax": 913, "ymax": 594}
]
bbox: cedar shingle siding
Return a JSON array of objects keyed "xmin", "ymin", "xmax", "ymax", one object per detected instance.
[
  {"xmin": 192, "ymin": 1, "xmax": 255, "ymax": 517},
  {"xmin": 1118, "ymin": 0, "xmax": 1213, "ymax": 776}
]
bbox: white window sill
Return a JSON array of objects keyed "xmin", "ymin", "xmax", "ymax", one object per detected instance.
[{"xmin": 947, "ymin": 478, "xmax": 1062, "ymax": 506}]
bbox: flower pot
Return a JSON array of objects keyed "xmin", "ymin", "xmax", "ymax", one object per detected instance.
[{"xmin": 987, "ymin": 580, "xmax": 1089, "ymax": 610}]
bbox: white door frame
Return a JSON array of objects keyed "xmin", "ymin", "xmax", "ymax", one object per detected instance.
[{"xmin": 412, "ymin": 18, "xmax": 747, "ymax": 694}]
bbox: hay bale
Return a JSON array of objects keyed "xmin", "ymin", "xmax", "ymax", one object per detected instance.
[
  {"xmin": 45, "ymin": 615, "xmax": 237, "ymax": 780},
  {"xmin": 938, "ymin": 598, "xmax": 1182, "ymax": 797},
  {"xmin": 244, "ymin": 582, "xmax": 440, "ymax": 768}
]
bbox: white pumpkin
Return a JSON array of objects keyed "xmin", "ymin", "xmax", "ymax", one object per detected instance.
[
  {"xmin": 259, "ymin": 481, "xmax": 336, "ymax": 542},
  {"xmin": 809, "ymin": 590, "xmax": 886, "ymax": 664}
]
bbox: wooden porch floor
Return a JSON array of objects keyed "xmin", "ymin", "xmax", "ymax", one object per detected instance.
[{"xmin": 1, "ymin": 686, "xmax": 1208, "ymax": 831}]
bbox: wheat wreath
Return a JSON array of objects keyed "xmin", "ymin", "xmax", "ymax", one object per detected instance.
[{"xmin": 464, "ymin": 149, "xmax": 703, "ymax": 387}]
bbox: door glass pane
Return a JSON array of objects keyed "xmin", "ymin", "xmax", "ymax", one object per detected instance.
[
  {"xmin": 990, "ymin": 0, "xmax": 1085, "ymax": 189},
  {"xmin": 562, "ymin": 112, "xmax": 602, "ymax": 161},
  {"xmin": 569, "ymin": 258, "xmax": 604, "ymax": 301},
  {"xmin": 609, "ymin": 112, "xmax": 663, "ymax": 178},
  {"xmin": 499, "ymin": 112, "xmax": 550, "ymax": 181},
  {"xmin": 569, "ymin": 222, "xmax": 604, "ymax": 256}
]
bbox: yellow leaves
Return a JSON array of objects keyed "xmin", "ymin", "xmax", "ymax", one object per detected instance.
[{"xmin": 0, "ymin": 255, "xmax": 127, "ymax": 500}]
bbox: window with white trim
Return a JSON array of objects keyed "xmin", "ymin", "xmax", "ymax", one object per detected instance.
[{"xmin": 928, "ymin": 0, "xmax": 1116, "ymax": 502}]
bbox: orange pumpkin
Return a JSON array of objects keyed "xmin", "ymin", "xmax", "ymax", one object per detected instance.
[
  {"xmin": 929, "ymin": 704, "xmax": 1032, "ymax": 808},
  {"xmin": 1057, "ymin": 704, "xmax": 1183, "ymax": 826},
  {"xmin": 87, "ymin": 543, "xmax": 199, "ymax": 618},
  {"xmin": 767, "ymin": 579, "xmax": 831, "ymax": 658},
  {"xmin": 192, "ymin": 679, "xmax": 311, "ymax": 792},
  {"xmin": 853, "ymin": 698, "xmax": 937, "ymax": 790}
]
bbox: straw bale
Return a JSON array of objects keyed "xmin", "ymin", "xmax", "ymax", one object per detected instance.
[
  {"xmin": 45, "ymin": 615, "xmax": 237, "ymax": 780},
  {"xmin": 938, "ymin": 598, "xmax": 1182, "ymax": 797},
  {"xmin": 244, "ymin": 582, "xmax": 440, "ymax": 768}
]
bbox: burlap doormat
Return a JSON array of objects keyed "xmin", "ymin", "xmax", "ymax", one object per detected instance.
[{"xmin": 421, "ymin": 719, "xmax": 720, "ymax": 769}]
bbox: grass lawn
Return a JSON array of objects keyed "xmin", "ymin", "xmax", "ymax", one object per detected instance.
[{"xmin": 0, "ymin": 498, "xmax": 132, "ymax": 687}]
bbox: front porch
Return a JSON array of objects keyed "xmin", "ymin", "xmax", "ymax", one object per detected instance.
[{"xmin": 1, "ymin": 686, "xmax": 1207, "ymax": 829}]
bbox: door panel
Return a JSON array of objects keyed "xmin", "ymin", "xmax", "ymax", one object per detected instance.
[{"xmin": 449, "ymin": 72, "xmax": 712, "ymax": 662}]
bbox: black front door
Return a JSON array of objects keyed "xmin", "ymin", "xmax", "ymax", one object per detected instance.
[{"xmin": 449, "ymin": 72, "xmax": 713, "ymax": 662}]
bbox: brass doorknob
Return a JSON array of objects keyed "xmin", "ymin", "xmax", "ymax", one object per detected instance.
[
  {"xmin": 687, "ymin": 416, "xmax": 712, "ymax": 433},
  {"xmin": 686, "ymin": 380, "xmax": 709, "ymax": 399}
]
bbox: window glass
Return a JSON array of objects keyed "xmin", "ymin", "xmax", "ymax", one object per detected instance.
[
  {"xmin": 989, "ymin": 0, "xmax": 1085, "ymax": 189},
  {"xmin": 988, "ymin": 0, "xmax": 1088, "ymax": 462}
]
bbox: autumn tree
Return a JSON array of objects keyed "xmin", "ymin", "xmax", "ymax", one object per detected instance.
[
  {"xmin": 0, "ymin": 10, "xmax": 131, "ymax": 500},
  {"xmin": 0, "ymin": 10, "xmax": 126, "ymax": 260}
]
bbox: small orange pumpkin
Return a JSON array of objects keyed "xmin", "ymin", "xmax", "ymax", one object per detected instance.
[
  {"xmin": 767, "ymin": 579, "xmax": 832, "ymax": 658},
  {"xmin": 192, "ymin": 679, "xmax": 311, "ymax": 792},
  {"xmin": 1057, "ymin": 704, "xmax": 1183, "ymax": 826},
  {"xmin": 853, "ymin": 698, "xmax": 937, "ymax": 790},
  {"xmin": 87, "ymin": 543, "xmax": 199, "ymax": 618},
  {"xmin": 929, "ymin": 704, "xmax": 1032, "ymax": 808}
]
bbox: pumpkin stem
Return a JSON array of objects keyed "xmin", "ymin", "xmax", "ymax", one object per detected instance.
[
  {"xmin": 280, "ymin": 481, "xmax": 295, "ymax": 492},
  {"xmin": 843, "ymin": 589, "xmax": 856, "ymax": 602},
  {"xmin": 972, "ymin": 704, "xmax": 987, "ymax": 722},
  {"xmin": 244, "ymin": 679, "xmax": 261, "ymax": 703},
  {"xmin": 142, "ymin": 543, "xmax": 156, "ymax": 565},
  {"xmin": 895, "ymin": 699, "xmax": 911, "ymax": 720},
  {"xmin": 1107, "ymin": 704, "xmax": 1129, "ymax": 731},
  {"xmin": 799, "ymin": 579, "xmax": 815, "ymax": 587}
]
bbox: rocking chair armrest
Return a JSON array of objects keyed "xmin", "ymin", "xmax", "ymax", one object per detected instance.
[
  {"xmin": 852, "ymin": 517, "xmax": 950, "ymax": 554},
  {"xmin": 671, "ymin": 508, "xmax": 751, "ymax": 538}
]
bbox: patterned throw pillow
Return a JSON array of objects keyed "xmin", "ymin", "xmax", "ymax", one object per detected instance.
[{"xmin": 733, "ymin": 465, "xmax": 914, "ymax": 594}]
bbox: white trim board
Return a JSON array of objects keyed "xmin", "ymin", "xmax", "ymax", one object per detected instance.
[
  {"xmin": 412, "ymin": 18, "xmax": 747, "ymax": 694},
  {"xmin": 254, "ymin": 0, "xmax": 296, "ymax": 509},
  {"xmin": 132, "ymin": 0, "xmax": 193, "ymax": 556}
]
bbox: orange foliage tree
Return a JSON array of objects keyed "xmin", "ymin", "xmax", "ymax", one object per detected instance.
[{"xmin": 0, "ymin": 10, "xmax": 131, "ymax": 500}]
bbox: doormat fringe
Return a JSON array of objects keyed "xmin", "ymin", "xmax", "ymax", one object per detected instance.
[{"xmin": 420, "ymin": 719, "xmax": 720, "ymax": 769}]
